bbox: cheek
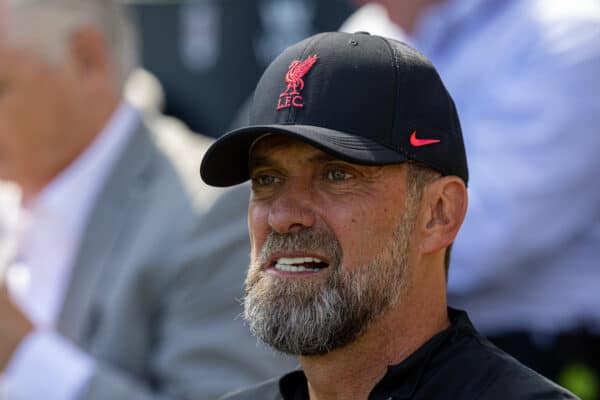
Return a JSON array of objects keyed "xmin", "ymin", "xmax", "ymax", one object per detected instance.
[
  {"xmin": 248, "ymin": 202, "xmax": 270, "ymax": 257},
  {"xmin": 323, "ymin": 204, "xmax": 372, "ymax": 267},
  {"xmin": 328, "ymin": 200, "xmax": 402, "ymax": 268}
]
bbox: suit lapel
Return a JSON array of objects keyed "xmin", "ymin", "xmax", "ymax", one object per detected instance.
[{"xmin": 56, "ymin": 122, "xmax": 158, "ymax": 346}]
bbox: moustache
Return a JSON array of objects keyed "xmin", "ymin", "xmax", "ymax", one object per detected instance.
[{"xmin": 256, "ymin": 229, "xmax": 343, "ymax": 269}]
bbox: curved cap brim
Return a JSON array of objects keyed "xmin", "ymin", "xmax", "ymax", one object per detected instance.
[{"xmin": 200, "ymin": 124, "xmax": 408, "ymax": 187}]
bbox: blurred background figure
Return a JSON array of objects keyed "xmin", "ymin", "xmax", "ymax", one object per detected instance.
[
  {"xmin": 0, "ymin": 0, "xmax": 295, "ymax": 399},
  {"xmin": 127, "ymin": 0, "xmax": 354, "ymax": 137},
  {"xmin": 341, "ymin": 1, "xmax": 600, "ymax": 399}
]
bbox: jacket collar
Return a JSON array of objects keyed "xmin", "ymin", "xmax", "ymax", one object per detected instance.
[{"xmin": 278, "ymin": 308, "xmax": 474, "ymax": 399}]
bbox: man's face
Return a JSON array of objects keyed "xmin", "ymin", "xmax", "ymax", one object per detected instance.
[
  {"xmin": 245, "ymin": 135, "xmax": 421, "ymax": 355},
  {"xmin": 0, "ymin": 10, "xmax": 86, "ymax": 194}
]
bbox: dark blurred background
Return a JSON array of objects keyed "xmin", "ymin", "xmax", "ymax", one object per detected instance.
[{"xmin": 128, "ymin": 0, "xmax": 355, "ymax": 137}]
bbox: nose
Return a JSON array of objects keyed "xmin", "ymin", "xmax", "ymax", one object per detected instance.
[{"xmin": 268, "ymin": 182, "xmax": 317, "ymax": 234}]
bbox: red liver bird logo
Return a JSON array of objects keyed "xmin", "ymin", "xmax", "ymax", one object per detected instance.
[{"xmin": 277, "ymin": 55, "xmax": 318, "ymax": 110}]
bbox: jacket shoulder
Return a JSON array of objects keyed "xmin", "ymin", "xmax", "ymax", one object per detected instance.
[
  {"xmin": 479, "ymin": 356, "xmax": 579, "ymax": 399},
  {"xmin": 449, "ymin": 333, "xmax": 579, "ymax": 399},
  {"xmin": 219, "ymin": 376, "xmax": 282, "ymax": 400}
]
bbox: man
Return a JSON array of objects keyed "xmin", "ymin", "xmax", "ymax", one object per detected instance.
[
  {"xmin": 199, "ymin": 32, "xmax": 577, "ymax": 399},
  {"xmin": 0, "ymin": 0, "xmax": 294, "ymax": 398},
  {"xmin": 341, "ymin": 0, "xmax": 600, "ymax": 391}
]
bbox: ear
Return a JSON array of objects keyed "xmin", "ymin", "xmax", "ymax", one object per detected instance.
[
  {"xmin": 416, "ymin": 176, "xmax": 467, "ymax": 255},
  {"xmin": 67, "ymin": 26, "xmax": 115, "ymax": 92}
]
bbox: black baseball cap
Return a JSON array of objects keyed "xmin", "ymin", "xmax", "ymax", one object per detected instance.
[{"xmin": 200, "ymin": 31, "xmax": 468, "ymax": 186}]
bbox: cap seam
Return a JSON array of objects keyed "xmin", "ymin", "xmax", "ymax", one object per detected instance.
[
  {"xmin": 390, "ymin": 41, "xmax": 411, "ymax": 156},
  {"xmin": 380, "ymin": 36, "xmax": 401, "ymax": 154}
]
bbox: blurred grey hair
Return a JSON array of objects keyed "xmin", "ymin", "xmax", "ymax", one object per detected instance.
[{"xmin": 5, "ymin": 0, "xmax": 139, "ymax": 90}]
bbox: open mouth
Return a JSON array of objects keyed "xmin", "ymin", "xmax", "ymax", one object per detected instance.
[{"xmin": 272, "ymin": 256, "xmax": 329, "ymax": 273}]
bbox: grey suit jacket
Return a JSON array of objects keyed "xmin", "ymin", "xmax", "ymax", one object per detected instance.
[{"xmin": 57, "ymin": 120, "xmax": 296, "ymax": 399}]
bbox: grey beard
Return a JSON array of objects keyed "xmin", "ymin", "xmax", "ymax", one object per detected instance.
[{"xmin": 243, "ymin": 223, "xmax": 411, "ymax": 356}]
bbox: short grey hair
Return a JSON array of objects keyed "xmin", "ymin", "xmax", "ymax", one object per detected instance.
[
  {"xmin": 4, "ymin": 0, "xmax": 138, "ymax": 89},
  {"xmin": 406, "ymin": 162, "xmax": 453, "ymax": 280}
]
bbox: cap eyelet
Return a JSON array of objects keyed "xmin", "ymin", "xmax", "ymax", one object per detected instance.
[{"xmin": 349, "ymin": 39, "xmax": 359, "ymax": 46}]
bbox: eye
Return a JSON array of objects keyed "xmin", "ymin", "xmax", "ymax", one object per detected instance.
[
  {"xmin": 252, "ymin": 174, "xmax": 280, "ymax": 186},
  {"xmin": 326, "ymin": 169, "xmax": 352, "ymax": 181}
]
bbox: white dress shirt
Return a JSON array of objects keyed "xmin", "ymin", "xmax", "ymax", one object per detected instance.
[
  {"xmin": 2, "ymin": 102, "xmax": 138, "ymax": 399},
  {"xmin": 342, "ymin": 0, "xmax": 600, "ymax": 334}
]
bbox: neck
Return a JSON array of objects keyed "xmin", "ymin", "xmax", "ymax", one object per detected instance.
[
  {"xmin": 299, "ymin": 279, "xmax": 449, "ymax": 400},
  {"xmin": 385, "ymin": 0, "xmax": 443, "ymax": 33}
]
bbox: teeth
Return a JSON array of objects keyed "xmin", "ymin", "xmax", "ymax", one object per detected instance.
[
  {"xmin": 274, "ymin": 264, "xmax": 316, "ymax": 272},
  {"xmin": 274, "ymin": 257, "xmax": 325, "ymax": 272},
  {"xmin": 277, "ymin": 257, "xmax": 323, "ymax": 265}
]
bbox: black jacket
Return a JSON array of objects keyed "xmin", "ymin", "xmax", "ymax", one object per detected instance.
[{"xmin": 220, "ymin": 309, "xmax": 578, "ymax": 399}]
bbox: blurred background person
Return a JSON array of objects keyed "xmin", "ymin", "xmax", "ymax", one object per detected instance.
[
  {"xmin": 0, "ymin": 0, "xmax": 295, "ymax": 399},
  {"xmin": 341, "ymin": 1, "xmax": 600, "ymax": 398}
]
